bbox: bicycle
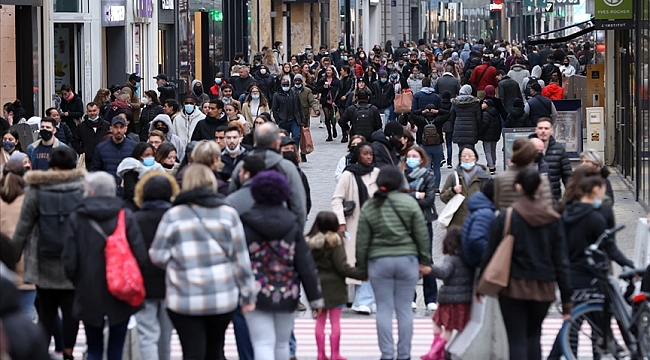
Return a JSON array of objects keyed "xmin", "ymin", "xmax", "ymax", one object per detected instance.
[{"xmin": 560, "ymin": 225, "xmax": 650, "ymax": 360}]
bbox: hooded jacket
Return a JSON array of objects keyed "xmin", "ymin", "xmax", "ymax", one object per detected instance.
[
  {"xmin": 174, "ymin": 106, "xmax": 206, "ymax": 147},
  {"xmin": 541, "ymin": 83, "xmax": 565, "ymax": 100},
  {"xmin": 12, "ymin": 168, "xmax": 86, "ymax": 289},
  {"xmin": 450, "ymin": 94, "xmax": 482, "ymax": 145},
  {"xmin": 412, "ymin": 87, "xmax": 442, "ymax": 112},
  {"xmin": 497, "ymin": 76, "xmax": 524, "ymax": 115},
  {"xmin": 241, "ymin": 205, "xmax": 324, "ymax": 312},
  {"xmin": 149, "ymin": 114, "xmax": 186, "ymax": 161},
  {"xmin": 461, "ymin": 192, "xmax": 496, "ymax": 268},
  {"xmin": 529, "ymin": 134, "xmax": 572, "ymax": 200},
  {"xmin": 61, "ymin": 196, "xmax": 147, "ymax": 327},
  {"xmin": 371, "ymin": 76, "xmax": 396, "ymax": 109},
  {"xmin": 505, "ymin": 105, "xmax": 531, "ymax": 128},
  {"xmin": 191, "ymin": 79, "xmax": 210, "ymax": 107},
  {"xmin": 507, "ymin": 64, "xmax": 531, "ymax": 90},
  {"xmin": 370, "ymin": 130, "xmax": 400, "ymax": 167},
  {"xmin": 191, "ymin": 114, "xmax": 229, "ymax": 141},
  {"xmin": 254, "ymin": 71, "xmax": 276, "ymax": 101},
  {"xmin": 479, "ymin": 104, "xmax": 502, "ymax": 142},
  {"xmin": 139, "ymin": 103, "xmax": 164, "ymax": 139},
  {"xmin": 307, "ymin": 232, "xmax": 366, "ymax": 308}
]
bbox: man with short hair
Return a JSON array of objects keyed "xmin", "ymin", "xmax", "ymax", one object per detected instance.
[
  {"xmin": 228, "ymin": 122, "xmax": 307, "ymax": 228},
  {"xmin": 530, "ymin": 118, "xmax": 572, "ymax": 200},
  {"xmin": 232, "ymin": 67, "xmax": 254, "ymax": 100},
  {"xmin": 220, "ymin": 84, "xmax": 235, "ymax": 105},
  {"xmin": 72, "ymin": 102, "xmax": 110, "ymax": 170},
  {"xmin": 26, "ymin": 117, "xmax": 69, "ymax": 170},
  {"xmin": 525, "ymin": 83, "xmax": 557, "ymax": 126},
  {"xmin": 147, "ymin": 130, "xmax": 165, "ymax": 151},
  {"xmin": 90, "ymin": 116, "xmax": 138, "ymax": 188},
  {"xmin": 154, "ymin": 73, "xmax": 176, "ymax": 103},
  {"xmin": 162, "ymin": 99, "xmax": 180, "ymax": 122},
  {"xmin": 435, "ymin": 65, "xmax": 461, "ymax": 97},
  {"xmin": 220, "ymin": 125, "xmax": 249, "ymax": 181},
  {"xmin": 338, "ymin": 89, "xmax": 382, "ymax": 143},
  {"xmin": 214, "ymin": 126, "xmax": 227, "ymax": 150},
  {"xmin": 46, "ymin": 107, "xmax": 73, "ymax": 145},
  {"xmin": 174, "ymin": 95, "xmax": 206, "ymax": 147},
  {"xmin": 412, "ymin": 77, "xmax": 442, "ymax": 112},
  {"xmin": 192, "ymin": 99, "xmax": 228, "ymax": 141},
  {"xmin": 271, "ymin": 78, "xmax": 305, "ymax": 148}
]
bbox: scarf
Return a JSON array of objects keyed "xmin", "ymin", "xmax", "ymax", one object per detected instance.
[
  {"xmin": 344, "ymin": 163, "xmax": 374, "ymax": 207},
  {"xmin": 405, "ymin": 167, "xmax": 427, "ymax": 191},
  {"xmin": 461, "ymin": 165, "xmax": 479, "ymax": 186}
]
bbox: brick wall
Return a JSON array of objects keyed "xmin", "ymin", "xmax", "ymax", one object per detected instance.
[{"xmin": 0, "ymin": 5, "xmax": 16, "ymax": 107}]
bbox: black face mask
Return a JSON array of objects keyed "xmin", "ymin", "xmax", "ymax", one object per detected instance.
[
  {"xmin": 40, "ymin": 129, "xmax": 53, "ymax": 141},
  {"xmin": 194, "ymin": 87, "xmax": 203, "ymax": 96},
  {"xmin": 162, "ymin": 163, "xmax": 174, "ymax": 169},
  {"xmin": 535, "ymin": 153, "xmax": 544, "ymax": 164},
  {"xmin": 282, "ymin": 151, "xmax": 298, "ymax": 166},
  {"xmin": 157, "ymin": 126, "xmax": 169, "ymax": 134},
  {"xmin": 389, "ymin": 137, "xmax": 403, "ymax": 150},
  {"xmin": 349, "ymin": 146, "xmax": 357, "ymax": 154}
]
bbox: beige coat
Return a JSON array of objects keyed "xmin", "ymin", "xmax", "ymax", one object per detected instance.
[
  {"xmin": 331, "ymin": 168, "xmax": 380, "ymax": 284},
  {"xmin": 494, "ymin": 165, "xmax": 554, "ymax": 210},
  {"xmin": 241, "ymin": 101, "xmax": 270, "ymax": 128},
  {"xmin": 0, "ymin": 194, "xmax": 35, "ymax": 290}
]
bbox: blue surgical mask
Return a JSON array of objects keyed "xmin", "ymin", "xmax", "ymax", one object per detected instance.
[
  {"xmin": 87, "ymin": 116, "xmax": 99, "ymax": 122},
  {"xmin": 460, "ymin": 161, "xmax": 476, "ymax": 170},
  {"xmin": 340, "ymin": 46, "xmax": 345, "ymax": 50},
  {"xmin": 387, "ymin": 65, "xmax": 394, "ymax": 70},
  {"xmin": 282, "ymin": 86, "xmax": 290, "ymax": 92},
  {"xmin": 135, "ymin": 83, "xmax": 140, "ymax": 89},
  {"xmin": 305, "ymin": 49, "xmax": 311, "ymax": 54},
  {"xmin": 184, "ymin": 104, "xmax": 195, "ymax": 114},
  {"xmin": 252, "ymin": 94, "xmax": 260, "ymax": 100},
  {"xmin": 142, "ymin": 157, "xmax": 155, "ymax": 167},
  {"xmin": 341, "ymin": 56, "xmax": 348, "ymax": 61},
  {"xmin": 406, "ymin": 158, "xmax": 420, "ymax": 169},
  {"xmin": 215, "ymin": 78, "xmax": 222, "ymax": 84},
  {"xmin": 391, "ymin": 73, "xmax": 398, "ymax": 79},
  {"xmin": 380, "ymin": 78, "xmax": 387, "ymax": 83},
  {"xmin": 593, "ymin": 198, "xmax": 602, "ymax": 209},
  {"xmin": 294, "ymin": 83, "xmax": 302, "ymax": 89}
]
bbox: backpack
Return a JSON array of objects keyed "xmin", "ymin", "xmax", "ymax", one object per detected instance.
[
  {"xmin": 38, "ymin": 189, "xmax": 84, "ymax": 257},
  {"xmin": 524, "ymin": 77, "xmax": 539, "ymax": 97},
  {"xmin": 353, "ymin": 103, "xmax": 374, "ymax": 138},
  {"xmin": 422, "ymin": 119, "xmax": 442, "ymax": 145}
]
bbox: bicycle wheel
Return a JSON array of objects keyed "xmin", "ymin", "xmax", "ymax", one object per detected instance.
[
  {"xmin": 561, "ymin": 302, "xmax": 623, "ymax": 360},
  {"xmin": 636, "ymin": 305, "xmax": 650, "ymax": 356}
]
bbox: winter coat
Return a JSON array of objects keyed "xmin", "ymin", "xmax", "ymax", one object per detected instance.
[
  {"xmin": 271, "ymin": 89, "xmax": 304, "ymax": 126},
  {"xmin": 505, "ymin": 106, "xmax": 531, "ymax": 128},
  {"xmin": 430, "ymin": 255, "xmax": 473, "ymax": 304},
  {"xmin": 134, "ymin": 199, "xmax": 171, "ymax": 300},
  {"xmin": 139, "ymin": 104, "xmax": 164, "ymax": 139},
  {"xmin": 241, "ymin": 205, "xmax": 324, "ymax": 312},
  {"xmin": 479, "ymin": 105, "xmax": 502, "ymax": 142},
  {"xmin": 226, "ymin": 180, "xmax": 255, "ymax": 216},
  {"xmin": 296, "ymin": 87, "xmax": 320, "ymax": 125},
  {"xmin": 450, "ymin": 95, "xmax": 482, "ymax": 145},
  {"xmin": 254, "ymin": 72, "xmax": 276, "ymax": 101},
  {"xmin": 25, "ymin": 138, "xmax": 68, "ymax": 170},
  {"xmin": 493, "ymin": 164, "xmax": 554, "ymax": 211},
  {"xmin": 229, "ymin": 147, "xmax": 307, "ymax": 228},
  {"xmin": 469, "ymin": 64, "xmax": 497, "ymax": 91},
  {"xmin": 116, "ymin": 158, "xmax": 165, "ymax": 209},
  {"xmin": 1, "ymin": 194, "xmax": 35, "ymax": 290},
  {"xmin": 316, "ymin": 77, "xmax": 341, "ymax": 108},
  {"xmin": 174, "ymin": 107, "xmax": 206, "ymax": 147},
  {"xmin": 150, "ymin": 188, "xmax": 256, "ymax": 315},
  {"xmin": 507, "ymin": 64, "xmax": 530, "ymax": 91},
  {"xmin": 340, "ymin": 102, "xmax": 382, "ymax": 141},
  {"xmin": 307, "ymin": 232, "xmax": 366, "ymax": 308},
  {"xmin": 461, "ymin": 192, "xmax": 495, "ymax": 268},
  {"xmin": 60, "ymin": 94, "xmax": 84, "ymax": 128},
  {"xmin": 54, "ymin": 122, "xmax": 73, "ymax": 146},
  {"xmin": 121, "ymin": 84, "xmax": 142, "ymax": 123},
  {"xmin": 440, "ymin": 165, "xmax": 490, "ymax": 227},
  {"xmin": 529, "ymin": 134, "xmax": 572, "ymax": 200},
  {"xmin": 409, "ymin": 110, "xmax": 448, "ymax": 147},
  {"xmin": 406, "ymin": 168, "xmax": 438, "ymax": 222},
  {"xmin": 12, "ymin": 168, "xmax": 86, "ymax": 289},
  {"xmin": 541, "ymin": 83, "xmax": 565, "ymax": 100},
  {"xmin": 148, "ymin": 114, "xmax": 185, "ymax": 161},
  {"xmin": 525, "ymin": 93, "xmax": 554, "ymax": 125},
  {"xmin": 497, "ymin": 76, "xmax": 524, "ymax": 115},
  {"xmin": 157, "ymin": 82, "xmax": 177, "ymax": 103},
  {"xmin": 241, "ymin": 100, "xmax": 270, "ymax": 127},
  {"xmin": 220, "ymin": 147, "xmax": 248, "ymax": 182},
  {"xmin": 370, "ymin": 130, "xmax": 400, "ymax": 167},
  {"xmin": 439, "ymin": 98, "xmax": 454, "ymax": 133},
  {"xmin": 406, "ymin": 75, "xmax": 423, "ymax": 93},
  {"xmin": 231, "ymin": 76, "xmax": 254, "ymax": 100},
  {"xmin": 355, "ymin": 191, "xmax": 432, "ymax": 269},
  {"xmin": 371, "ymin": 80, "xmax": 396, "ymax": 109},
  {"xmin": 72, "ymin": 116, "xmax": 111, "ymax": 170},
  {"xmin": 61, "ymin": 196, "xmax": 147, "ymax": 327},
  {"xmin": 90, "ymin": 137, "xmax": 138, "ymax": 183},
  {"xmin": 412, "ymin": 87, "xmax": 442, "ymax": 112},
  {"xmin": 435, "ymin": 74, "xmax": 461, "ymax": 97},
  {"xmin": 191, "ymin": 115, "xmax": 229, "ymax": 141}
]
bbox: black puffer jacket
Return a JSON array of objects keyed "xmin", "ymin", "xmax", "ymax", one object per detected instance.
[
  {"xmin": 480, "ymin": 105, "xmax": 502, "ymax": 142},
  {"xmin": 254, "ymin": 72, "xmax": 277, "ymax": 101},
  {"xmin": 71, "ymin": 116, "xmax": 111, "ymax": 170},
  {"xmin": 139, "ymin": 104, "xmax": 164, "ymax": 139},
  {"xmin": 440, "ymin": 98, "xmax": 454, "ymax": 133},
  {"xmin": 191, "ymin": 115, "xmax": 229, "ymax": 141},
  {"xmin": 505, "ymin": 106, "xmax": 531, "ymax": 128},
  {"xmin": 530, "ymin": 134, "xmax": 572, "ymax": 200},
  {"xmin": 450, "ymin": 95, "xmax": 482, "ymax": 145},
  {"xmin": 371, "ymin": 79, "xmax": 396, "ymax": 109},
  {"xmin": 430, "ymin": 255, "xmax": 473, "ymax": 304},
  {"xmin": 134, "ymin": 200, "xmax": 171, "ymax": 299}
]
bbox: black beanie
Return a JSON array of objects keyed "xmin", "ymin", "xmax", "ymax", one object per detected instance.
[{"xmin": 143, "ymin": 175, "xmax": 173, "ymax": 202}]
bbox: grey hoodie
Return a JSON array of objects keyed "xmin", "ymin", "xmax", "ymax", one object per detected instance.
[{"xmin": 149, "ymin": 114, "xmax": 185, "ymax": 161}]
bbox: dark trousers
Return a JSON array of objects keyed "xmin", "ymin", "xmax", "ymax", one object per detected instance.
[
  {"xmin": 232, "ymin": 306, "xmax": 254, "ymax": 360},
  {"xmin": 168, "ymin": 310, "xmax": 233, "ymax": 360},
  {"xmin": 499, "ymin": 296, "xmax": 551, "ymax": 360},
  {"xmin": 85, "ymin": 320, "xmax": 129, "ymax": 360},
  {"xmin": 323, "ymin": 106, "xmax": 336, "ymax": 138},
  {"xmin": 414, "ymin": 223, "xmax": 438, "ymax": 304},
  {"xmin": 445, "ymin": 132, "xmax": 454, "ymax": 164},
  {"xmin": 36, "ymin": 288, "xmax": 79, "ymax": 350},
  {"xmin": 338, "ymin": 117, "xmax": 350, "ymax": 135}
]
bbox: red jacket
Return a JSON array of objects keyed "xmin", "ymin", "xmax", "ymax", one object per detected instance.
[
  {"xmin": 469, "ymin": 64, "xmax": 497, "ymax": 91},
  {"xmin": 541, "ymin": 83, "xmax": 564, "ymax": 100}
]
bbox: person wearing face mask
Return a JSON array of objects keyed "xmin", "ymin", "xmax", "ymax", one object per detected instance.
[
  {"xmin": 45, "ymin": 108, "xmax": 73, "ymax": 146},
  {"xmin": 219, "ymin": 125, "xmax": 249, "ymax": 182},
  {"xmin": 1, "ymin": 129, "xmax": 23, "ymax": 169},
  {"xmin": 254, "ymin": 65, "xmax": 276, "ymax": 101},
  {"xmin": 209, "ymin": 72, "xmax": 228, "ymax": 99},
  {"xmin": 59, "ymin": 84, "xmax": 84, "ymax": 133},
  {"xmin": 117, "ymin": 142, "xmax": 165, "ymax": 210},
  {"xmin": 138, "ymin": 91, "xmax": 164, "ymax": 140},
  {"xmin": 191, "ymin": 80, "xmax": 210, "ymax": 108},
  {"xmin": 450, "ymin": 85, "xmax": 482, "ymax": 149},
  {"xmin": 331, "ymin": 42, "xmax": 346, "ymax": 68},
  {"xmin": 149, "ymin": 114, "xmax": 185, "ymax": 161},
  {"xmin": 271, "ymin": 78, "xmax": 305, "ymax": 147},
  {"xmin": 440, "ymin": 146, "xmax": 490, "ymax": 227},
  {"xmin": 406, "ymin": 66, "xmax": 424, "ymax": 93},
  {"xmin": 26, "ymin": 117, "xmax": 70, "ymax": 171},
  {"xmin": 172, "ymin": 96, "xmax": 206, "ymax": 148},
  {"xmin": 370, "ymin": 121, "xmax": 404, "ymax": 168},
  {"xmin": 371, "ymin": 71, "xmax": 396, "ymax": 125},
  {"xmin": 242, "ymin": 86, "xmax": 271, "ymax": 127},
  {"xmin": 71, "ymin": 102, "xmax": 111, "ymax": 171},
  {"xmin": 334, "ymin": 135, "xmax": 365, "ymax": 183},
  {"xmin": 279, "ymin": 136, "xmax": 312, "ymax": 214},
  {"xmin": 409, "ymin": 103, "xmax": 448, "ymax": 191}
]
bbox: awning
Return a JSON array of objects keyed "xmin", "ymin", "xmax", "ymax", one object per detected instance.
[{"xmin": 527, "ymin": 18, "xmax": 595, "ymax": 46}]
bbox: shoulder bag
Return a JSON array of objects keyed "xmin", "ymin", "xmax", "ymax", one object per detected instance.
[
  {"xmin": 437, "ymin": 171, "xmax": 465, "ymax": 227},
  {"xmin": 476, "ymin": 207, "xmax": 514, "ymax": 297}
]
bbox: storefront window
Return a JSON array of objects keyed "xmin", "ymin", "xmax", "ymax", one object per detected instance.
[
  {"xmin": 54, "ymin": 0, "xmax": 81, "ymax": 12},
  {"xmin": 53, "ymin": 23, "xmax": 77, "ymax": 93},
  {"xmin": 639, "ymin": 0, "xmax": 650, "ymax": 206}
]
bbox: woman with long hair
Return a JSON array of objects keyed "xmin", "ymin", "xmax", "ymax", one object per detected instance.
[
  {"xmin": 116, "ymin": 142, "xmax": 164, "ymax": 210},
  {"xmin": 241, "ymin": 113, "xmax": 272, "ymax": 147},
  {"xmin": 93, "ymin": 89, "xmax": 112, "ymax": 119},
  {"xmin": 316, "ymin": 67, "xmax": 340, "ymax": 141},
  {"xmin": 1, "ymin": 129, "xmax": 24, "ymax": 168},
  {"xmin": 301, "ymin": 63, "xmax": 315, "ymax": 87},
  {"xmin": 241, "ymin": 86, "xmax": 270, "ymax": 128},
  {"xmin": 139, "ymin": 90, "xmax": 164, "ymax": 138},
  {"xmin": 263, "ymin": 49, "xmax": 280, "ymax": 76},
  {"xmin": 224, "ymin": 101, "xmax": 251, "ymax": 134}
]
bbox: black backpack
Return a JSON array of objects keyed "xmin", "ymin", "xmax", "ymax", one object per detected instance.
[
  {"xmin": 524, "ymin": 77, "xmax": 540, "ymax": 97},
  {"xmin": 353, "ymin": 103, "xmax": 374, "ymax": 138},
  {"xmin": 422, "ymin": 119, "xmax": 442, "ymax": 146},
  {"xmin": 38, "ymin": 189, "xmax": 84, "ymax": 257}
]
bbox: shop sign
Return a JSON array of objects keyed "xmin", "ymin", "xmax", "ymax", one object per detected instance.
[
  {"xmin": 134, "ymin": 0, "xmax": 154, "ymax": 19},
  {"xmin": 161, "ymin": 0, "xmax": 173, "ymax": 10},
  {"xmin": 490, "ymin": 0, "xmax": 503, "ymax": 12},
  {"xmin": 594, "ymin": 0, "xmax": 633, "ymax": 29},
  {"xmin": 103, "ymin": 5, "xmax": 126, "ymax": 26}
]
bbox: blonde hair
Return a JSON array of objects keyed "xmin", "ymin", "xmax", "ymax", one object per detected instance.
[
  {"xmin": 182, "ymin": 164, "xmax": 217, "ymax": 192},
  {"xmin": 134, "ymin": 171, "xmax": 180, "ymax": 207},
  {"xmin": 191, "ymin": 140, "xmax": 221, "ymax": 168}
]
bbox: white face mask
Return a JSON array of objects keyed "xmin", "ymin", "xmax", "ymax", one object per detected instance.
[{"xmin": 260, "ymin": 69, "xmax": 267, "ymax": 75}]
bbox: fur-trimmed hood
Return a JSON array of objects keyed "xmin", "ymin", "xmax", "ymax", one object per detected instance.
[
  {"xmin": 24, "ymin": 168, "xmax": 86, "ymax": 190},
  {"xmin": 452, "ymin": 95, "xmax": 480, "ymax": 106},
  {"xmin": 307, "ymin": 231, "xmax": 343, "ymax": 250}
]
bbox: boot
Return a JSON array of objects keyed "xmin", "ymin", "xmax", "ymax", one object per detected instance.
[
  {"xmin": 341, "ymin": 135, "xmax": 348, "ymax": 143},
  {"xmin": 301, "ymin": 154, "xmax": 307, "ymax": 162},
  {"xmin": 420, "ymin": 334, "xmax": 445, "ymax": 360},
  {"xmin": 330, "ymin": 334, "xmax": 346, "ymax": 360},
  {"xmin": 316, "ymin": 331, "xmax": 328, "ymax": 360},
  {"xmin": 333, "ymin": 127, "xmax": 338, "ymax": 139}
]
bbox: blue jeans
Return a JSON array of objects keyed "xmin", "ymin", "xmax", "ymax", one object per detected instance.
[
  {"xmin": 290, "ymin": 330, "xmax": 297, "ymax": 357},
  {"xmin": 445, "ymin": 132, "xmax": 453, "ymax": 165},
  {"xmin": 20, "ymin": 289, "xmax": 36, "ymax": 318},
  {"xmin": 379, "ymin": 106, "xmax": 393, "ymax": 126},
  {"xmin": 85, "ymin": 320, "xmax": 129, "ymax": 360},
  {"xmin": 280, "ymin": 120, "xmax": 301, "ymax": 150},
  {"xmin": 422, "ymin": 144, "xmax": 443, "ymax": 189},
  {"xmin": 415, "ymin": 223, "xmax": 437, "ymax": 305},
  {"xmin": 353, "ymin": 281, "xmax": 375, "ymax": 307},
  {"xmin": 232, "ymin": 305, "xmax": 254, "ymax": 360}
]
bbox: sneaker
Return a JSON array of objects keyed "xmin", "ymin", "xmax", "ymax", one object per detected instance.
[
  {"xmin": 351, "ymin": 305, "xmax": 371, "ymax": 315},
  {"xmin": 435, "ymin": 188, "xmax": 440, "ymax": 194},
  {"xmin": 412, "ymin": 302, "xmax": 418, "ymax": 310},
  {"xmin": 489, "ymin": 168, "xmax": 496, "ymax": 175},
  {"xmin": 341, "ymin": 136, "xmax": 348, "ymax": 143},
  {"xmin": 427, "ymin": 303, "xmax": 438, "ymax": 311},
  {"xmin": 319, "ymin": 122, "xmax": 325, "ymax": 129},
  {"xmin": 447, "ymin": 163, "xmax": 453, "ymax": 169},
  {"xmin": 370, "ymin": 303, "xmax": 377, "ymax": 313},
  {"xmin": 440, "ymin": 159, "xmax": 446, "ymax": 167}
]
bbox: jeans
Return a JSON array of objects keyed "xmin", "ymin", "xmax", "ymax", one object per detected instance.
[
  {"xmin": 444, "ymin": 132, "xmax": 454, "ymax": 164},
  {"xmin": 482, "ymin": 141, "xmax": 498, "ymax": 169},
  {"xmin": 134, "ymin": 299, "xmax": 172, "ymax": 360},
  {"xmin": 369, "ymin": 256, "xmax": 420, "ymax": 360},
  {"xmin": 352, "ymin": 281, "xmax": 375, "ymax": 308},
  {"xmin": 499, "ymin": 296, "xmax": 551, "ymax": 360},
  {"xmin": 415, "ymin": 224, "xmax": 437, "ymax": 305},
  {"xmin": 280, "ymin": 120, "xmax": 301, "ymax": 151},
  {"xmin": 378, "ymin": 106, "xmax": 393, "ymax": 127},
  {"xmin": 422, "ymin": 144, "xmax": 443, "ymax": 189},
  {"xmin": 232, "ymin": 305, "xmax": 254, "ymax": 360},
  {"xmin": 85, "ymin": 320, "xmax": 129, "ymax": 360},
  {"xmin": 20, "ymin": 289, "xmax": 37, "ymax": 319},
  {"xmin": 244, "ymin": 310, "xmax": 295, "ymax": 360},
  {"xmin": 36, "ymin": 288, "xmax": 78, "ymax": 350},
  {"xmin": 289, "ymin": 330, "xmax": 297, "ymax": 357},
  {"xmin": 167, "ymin": 310, "xmax": 233, "ymax": 360}
]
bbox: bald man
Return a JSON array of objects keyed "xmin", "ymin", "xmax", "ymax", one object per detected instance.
[{"xmin": 530, "ymin": 137, "xmax": 550, "ymax": 176}]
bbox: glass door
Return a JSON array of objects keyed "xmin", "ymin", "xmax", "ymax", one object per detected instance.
[{"xmin": 614, "ymin": 30, "xmax": 636, "ymax": 182}]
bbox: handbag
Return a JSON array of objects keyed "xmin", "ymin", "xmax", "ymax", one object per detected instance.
[
  {"xmin": 437, "ymin": 171, "xmax": 465, "ymax": 227},
  {"xmin": 76, "ymin": 153, "xmax": 86, "ymax": 169},
  {"xmin": 393, "ymin": 90, "xmax": 413, "ymax": 114},
  {"xmin": 476, "ymin": 207, "xmax": 514, "ymax": 297},
  {"xmin": 88, "ymin": 209, "xmax": 145, "ymax": 307},
  {"xmin": 343, "ymin": 200, "xmax": 356, "ymax": 217},
  {"xmin": 299, "ymin": 126, "xmax": 314, "ymax": 154}
]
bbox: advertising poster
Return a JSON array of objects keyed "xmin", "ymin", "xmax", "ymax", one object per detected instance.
[
  {"xmin": 502, "ymin": 127, "xmax": 536, "ymax": 170},
  {"xmin": 53, "ymin": 27, "xmax": 70, "ymax": 91},
  {"xmin": 552, "ymin": 99, "xmax": 583, "ymax": 158}
]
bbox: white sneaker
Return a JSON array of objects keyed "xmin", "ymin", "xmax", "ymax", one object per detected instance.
[
  {"xmin": 351, "ymin": 305, "xmax": 371, "ymax": 315},
  {"xmin": 427, "ymin": 302, "xmax": 438, "ymax": 311},
  {"xmin": 370, "ymin": 303, "xmax": 377, "ymax": 313},
  {"xmin": 319, "ymin": 122, "xmax": 325, "ymax": 128},
  {"xmin": 412, "ymin": 301, "xmax": 418, "ymax": 310}
]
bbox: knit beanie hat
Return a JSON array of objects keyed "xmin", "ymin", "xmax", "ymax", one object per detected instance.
[
  {"xmin": 251, "ymin": 170, "xmax": 290, "ymax": 205},
  {"xmin": 485, "ymin": 85, "xmax": 495, "ymax": 98},
  {"xmin": 143, "ymin": 175, "xmax": 173, "ymax": 202},
  {"xmin": 441, "ymin": 90, "xmax": 452, "ymax": 100}
]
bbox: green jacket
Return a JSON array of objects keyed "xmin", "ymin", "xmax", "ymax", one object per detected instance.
[
  {"xmin": 355, "ymin": 191, "xmax": 432, "ymax": 270},
  {"xmin": 308, "ymin": 232, "xmax": 366, "ymax": 308}
]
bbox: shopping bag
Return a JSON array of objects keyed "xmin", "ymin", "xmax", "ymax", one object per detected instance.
[
  {"xmin": 477, "ymin": 207, "xmax": 514, "ymax": 296},
  {"xmin": 447, "ymin": 296, "xmax": 509, "ymax": 360},
  {"xmin": 300, "ymin": 126, "xmax": 314, "ymax": 154},
  {"xmin": 76, "ymin": 153, "xmax": 86, "ymax": 169},
  {"xmin": 393, "ymin": 90, "xmax": 413, "ymax": 114},
  {"xmin": 437, "ymin": 172, "xmax": 465, "ymax": 227}
]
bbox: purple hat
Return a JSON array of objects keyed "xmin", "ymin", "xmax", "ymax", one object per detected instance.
[{"xmin": 251, "ymin": 170, "xmax": 291, "ymax": 205}]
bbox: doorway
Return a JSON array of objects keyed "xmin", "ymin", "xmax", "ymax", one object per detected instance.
[
  {"xmin": 104, "ymin": 27, "xmax": 126, "ymax": 87},
  {"xmin": 614, "ymin": 30, "xmax": 636, "ymax": 182}
]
